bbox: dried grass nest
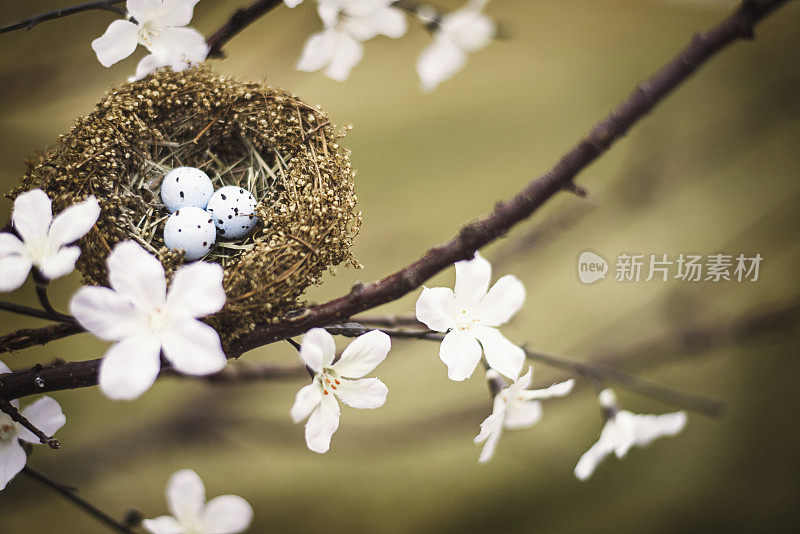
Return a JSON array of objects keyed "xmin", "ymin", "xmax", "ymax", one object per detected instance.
[{"xmin": 14, "ymin": 67, "xmax": 361, "ymax": 344}]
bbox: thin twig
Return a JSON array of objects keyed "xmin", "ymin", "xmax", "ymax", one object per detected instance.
[
  {"xmin": 0, "ymin": 398, "xmax": 61, "ymax": 449},
  {"xmin": 328, "ymin": 324, "xmax": 724, "ymax": 416},
  {"xmin": 0, "ymin": 300, "xmax": 75, "ymax": 323},
  {"xmin": 21, "ymin": 466, "xmax": 135, "ymax": 534},
  {"xmin": 0, "ymin": 0, "xmax": 125, "ymax": 35},
  {"xmin": 0, "ymin": 0, "xmax": 791, "ymax": 401}
]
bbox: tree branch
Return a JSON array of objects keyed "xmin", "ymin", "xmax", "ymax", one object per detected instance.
[
  {"xmin": 21, "ymin": 465, "xmax": 135, "ymax": 534},
  {"xmin": 0, "ymin": 0, "xmax": 792, "ymax": 400},
  {"xmin": 0, "ymin": 0, "xmax": 125, "ymax": 35},
  {"xmin": 327, "ymin": 324, "xmax": 724, "ymax": 416},
  {"xmin": 205, "ymin": 0, "xmax": 283, "ymax": 58},
  {"xmin": 0, "ymin": 322, "xmax": 84, "ymax": 354}
]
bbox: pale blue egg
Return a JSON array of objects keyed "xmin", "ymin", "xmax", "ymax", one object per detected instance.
[
  {"xmin": 163, "ymin": 207, "xmax": 217, "ymax": 261},
  {"xmin": 160, "ymin": 167, "xmax": 214, "ymax": 212},
  {"xmin": 206, "ymin": 186, "xmax": 259, "ymax": 239}
]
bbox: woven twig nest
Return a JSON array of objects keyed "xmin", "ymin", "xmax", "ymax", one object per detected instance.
[{"xmin": 15, "ymin": 67, "xmax": 360, "ymax": 343}]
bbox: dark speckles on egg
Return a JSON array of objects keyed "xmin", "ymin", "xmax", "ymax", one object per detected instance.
[
  {"xmin": 220, "ymin": 193, "xmax": 226, "ymax": 200},
  {"xmin": 228, "ymin": 215, "xmax": 232, "ymax": 219},
  {"xmin": 220, "ymin": 229, "xmax": 226, "ymax": 235},
  {"xmin": 179, "ymin": 191, "xmax": 184, "ymax": 198}
]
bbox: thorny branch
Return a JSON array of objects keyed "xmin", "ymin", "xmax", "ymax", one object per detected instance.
[{"xmin": 0, "ymin": 0, "xmax": 793, "ymax": 404}]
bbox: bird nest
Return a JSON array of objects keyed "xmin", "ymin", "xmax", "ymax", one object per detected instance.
[{"xmin": 14, "ymin": 67, "xmax": 361, "ymax": 344}]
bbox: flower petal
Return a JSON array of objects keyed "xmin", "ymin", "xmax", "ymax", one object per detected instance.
[
  {"xmin": 98, "ymin": 336, "xmax": 162, "ymax": 400},
  {"xmin": 127, "ymin": 0, "xmax": 165, "ymax": 22},
  {"xmin": 297, "ymin": 30, "xmax": 336, "ymax": 74},
  {"xmin": 47, "ymin": 196, "xmax": 100, "ymax": 247},
  {"xmin": 473, "ymin": 413, "xmax": 502, "ymax": 464},
  {"xmin": 0, "ymin": 233, "xmax": 25, "ymax": 257},
  {"xmin": 0, "ymin": 439, "xmax": 27, "ymax": 491},
  {"xmin": 290, "ymin": 383, "xmax": 322, "ymax": 423},
  {"xmin": 333, "ymin": 330, "xmax": 390, "ymax": 378},
  {"xmin": 166, "ymin": 262, "xmax": 225, "ymax": 319},
  {"xmin": 416, "ymin": 37, "xmax": 467, "ymax": 92},
  {"xmin": 141, "ymin": 515, "xmax": 185, "ymax": 534},
  {"xmin": 473, "ymin": 326, "xmax": 524, "ymax": 381},
  {"xmin": 304, "ymin": 394, "xmax": 340, "ymax": 453},
  {"xmin": 439, "ymin": 330, "xmax": 482, "ymax": 381},
  {"xmin": 324, "ymin": 33, "xmax": 363, "ymax": 82},
  {"xmin": 574, "ymin": 424, "xmax": 618, "ymax": 481},
  {"xmin": 299, "ymin": 328, "xmax": 336, "ymax": 372},
  {"xmin": 166, "ymin": 469, "xmax": 205, "ymax": 526},
  {"xmin": 130, "ymin": 54, "xmax": 164, "ymax": 81},
  {"xmin": 17, "ymin": 396, "xmax": 66, "ymax": 443},
  {"xmin": 150, "ymin": 0, "xmax": 201, "ymax": 27},
  {"xmin": 0, "ymin": 255, "xmax": 32, "ymax": 293},
  {"xmin": 92, "ymin": 19, "xmax": 140, "ymax": 67},
  {"xmin": 503, "ymin": 400, "xmax": 542, "ymax": 430},
  {"xmin": 627, "ymin": 411, "xmax": 688, "ymax": 449},
  {"xmin": 519, "ymin": 379, "xmax": 575, "ymax": 401},
  {"xmin": 70, "ymin": 286, "xmax": 144, "ymax": 341},
  {"xmin": 37, "ymin": 246, "xmax": 81, "ymax": 280},
  {"xmin": 162, "ymin": 319, "xmax": 226, "ymax": 376},
  {"xmin": 415, "ymin": 286, "xmax": 456, "ymax": 332},
  {"xmin": 454, "ymin": 251, "xmax": 491, "ymax": 306},
  {"xmin": 478, "ymin": 274, "xmax": 525, "ymax": 327},
  {"xmin": 335, "ymin": 377, "xmax": 387, "ymax": 409},
  {"xmin": 202, "ymin": 495, "xmax": 254, "ymax": 534},
  {"xmin": 149, "ymin": 27, "xmax": 209, "ymax": 69},
  {"xmin": 107, "ymin": 241, "xmax": 166, "ymax": 312},
  {"xmin": 12, "ymin": 189, "xmax": 52, "ymax": 244}
]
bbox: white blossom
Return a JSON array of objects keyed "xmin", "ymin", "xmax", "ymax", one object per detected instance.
[
  {"xmin": 296, "ymin": 0, "xmax": 407, "ymax": 81},
  {"xmin": 291, "ymin": 328, "xmax": 390, "ymax": 453},
  {"xmin": 415, "ymin": 251, "xmax": 526, "ymax": 382},
  {"xmin": 143, "ymin": 469, "xmax": 253, "ymax": 534},
  {"xmin": 574, "ymin": 389, "xmax": 688, "ymax": 481},
  {"xmin": 0, "ymin": 361, "xmax": 66, "ymax": 491},
  {"xmin": 70, "ymin": 241, "xmax": 227, "ymax": 400},
  {"xmin": 474, "ymin": 367, "xmax": 573, "ymax": 463},
  {"xmin": 416, "ymin": 0, "xmax": 495, "ymax": 92},
  {"xmin": 0, "ymin": 189, "xmax": 99, "ymax": 292},
  {"xmin": 92, "ymin": 0, "xmax": 208, "ymax": 81}
]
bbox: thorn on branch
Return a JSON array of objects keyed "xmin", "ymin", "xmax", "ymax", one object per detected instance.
[
  {"xmin": 564, "ymin": 182, "xmax": 589, "ymax": 197},
  {"xmin": 0, "ymin": 398, "xmax": 61, "ymax": 449}
]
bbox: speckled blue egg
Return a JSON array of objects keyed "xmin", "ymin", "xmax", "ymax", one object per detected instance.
[
  {"xmin": 160, "ymin": 167, "xmax": 214, "ymax": 212},
  {"xmin": 163, "ymin": 207, "xmax": 217, "ymax": 261},
  {"xmin": 206, "ymin": 186, "xmax": 259, "ymax": 239}
]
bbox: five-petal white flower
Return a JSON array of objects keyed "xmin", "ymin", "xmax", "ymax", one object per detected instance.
[
  {"xmin": 0, "ymin": 189, "xmax": 100, "ymax": 292},
  {"xmin": 296, "ymin": 0, "xmax": 407, "ymax": 81},
  {"xmin": 291, "ymin": 328, "xmax": 390, "ymax": 453},
  {"xmin": 474, "ymin": 367, "xmax": 574, "ymax": 463},
  {"xmin": 416, "ymin": 0, "xmax": 495, "ymax": 92},
  {"xmin": 92, "ymin": 0, "xmax": 208, "ymax": 81},
  {"xmin": 143, "ymin": 469, "xmax": 253, "ymax": 534},
  {"xmin": 574, "ymin": 389, "xmax": 688, "ymax": 481},
  {"xmin": 415, "ymin": 251, "xmax": 526, "ymax": 382},
  {"xmin": 0, "ymin": 361, "xmax": 66, "ymax": 491},
  {"xmin": 70, "ymin": 241, "xmax": 227, "ymax": 400}
]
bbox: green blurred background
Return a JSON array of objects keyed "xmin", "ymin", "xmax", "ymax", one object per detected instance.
[{"xmin": 1, "ymin": 0, "xmax": 799, "ymax": 532}]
